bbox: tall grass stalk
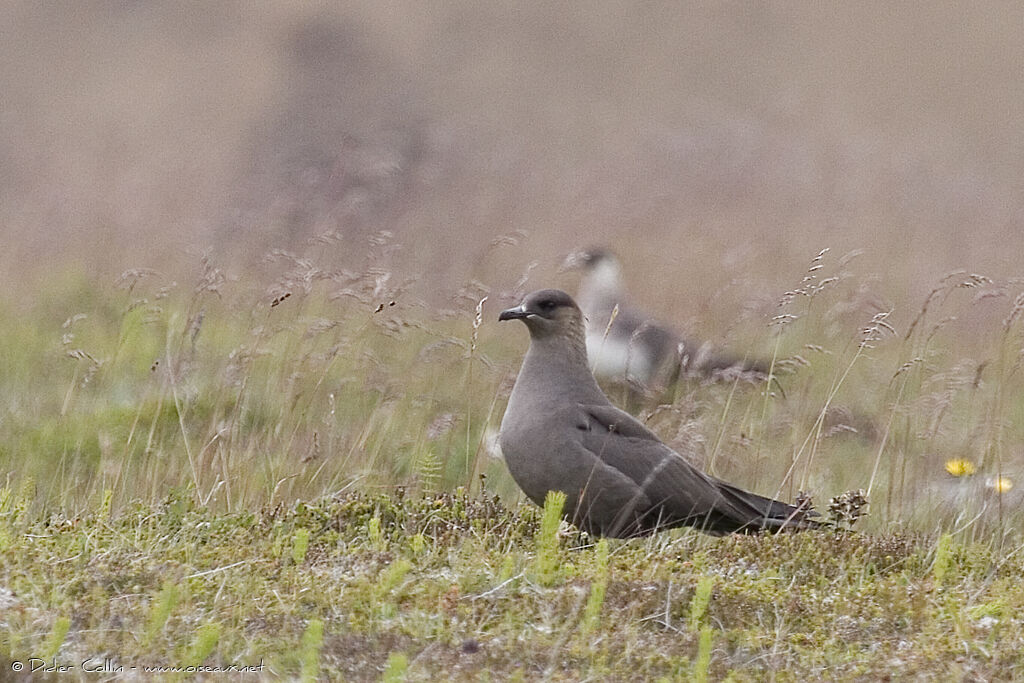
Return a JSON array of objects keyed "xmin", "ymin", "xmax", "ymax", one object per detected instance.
[
  {"xmin": 464, "ymin": 296, "xmax": 487, "ymax": 489},
  {"xmin": 5, "ymin": 251, "xmax": 1024, "ymax": 538}
]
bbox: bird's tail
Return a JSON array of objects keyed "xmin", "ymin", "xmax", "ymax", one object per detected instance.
[
  {"xmin": 714, "ymin": 481, "xmax": 823, "ymax": 532},
  {"xmin": 701, "ymin": 353, "xmax": 771, "ymax": 380}
]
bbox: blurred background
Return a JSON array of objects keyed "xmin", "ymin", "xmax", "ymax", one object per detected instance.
[
  {"xmin": 5, "ymin": 1, "xmax": 1024, "ymax": 532},
  {"xmin": 5, "ymin": 1, "xmax": 1024, "ymax": 325}
]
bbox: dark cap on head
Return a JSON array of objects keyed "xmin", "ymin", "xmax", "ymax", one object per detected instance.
[
  {"xmin": 499, "ymin": 289, "xmax": 585, "ymax": 341},
  {"xmin": 498, "ymin": 289, "xmax": 579, "ymax": 321}
]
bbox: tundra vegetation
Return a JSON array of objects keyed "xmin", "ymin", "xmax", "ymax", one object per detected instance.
[{"xmin": 2, "ymin": 244, "xmax": 1024, "ymax": 681}]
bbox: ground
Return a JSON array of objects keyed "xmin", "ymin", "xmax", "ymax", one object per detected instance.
[{"xmin": 2, "ymin": 489, "xmax": 1023, "ymax": 681}]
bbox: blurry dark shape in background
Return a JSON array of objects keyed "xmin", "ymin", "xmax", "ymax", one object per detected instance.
[
  {"xmin": 220, "ymin": 18, "xmax": 438, "ymax": 261},
  {"xmin": 3, "ymin": 1, "xmax": 1024, "ymax": 326}
]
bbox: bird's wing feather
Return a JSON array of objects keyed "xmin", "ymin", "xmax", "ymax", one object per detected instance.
[
  {"xmin": 579, "ymin": 403, "xmax": 664, "ymax": 442},
  {"xmin": 577, "ymin": 403, "xmax": 802, "ymax": 528},
  {"xmin": 714, "ymin": 480, "xmax": 819, "ymax": 521},
  {"xmin": 578, "ymin": 405, "xmax": 740, "ymax": 515}
]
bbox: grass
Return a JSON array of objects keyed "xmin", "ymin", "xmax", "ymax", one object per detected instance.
[
  {"xmin": 2, "ymin": 490, "xmax": 1023, "ymax": 680},
  {"xmin": 2, "ymin": 248, "xmax": 1024, "ymax": 679},
  {"xmin": 5, "ymin": 3, "xmax": 1024, "ymax": 678}
]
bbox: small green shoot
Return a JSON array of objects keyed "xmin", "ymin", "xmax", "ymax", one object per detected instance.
[
  {"xmin": 533, "ymin": 490, "xmax": 566, "ymax": 586},
  {"xmin": 42, "ymin": 616, "xmax": 71, "ymax": 659},
  {"xmin": 300, "ymin": 618, "xmax": 324, "ymax": 683},
  {"xmin": 409, "ymin": 532, "xmax": 426, "ymax": 554},
  {"xmin": 693, "ymin": 625, "xmax": 713, "ymax": 683},
  {"xmin": 581, "ymin": 538, "xmax": 609, "ymax": 633},
  {"xmin": 291, "ymin": 527, "xmax": 310, "ymax": 565},
  {"xmin": 689, "ymin": 575, "xmax": 714, "ymax": 632},
  {"xmin": 374, "ymin": 558, "xmax": 413, "ymax": 613},
  {"xmin": 145, "ymin": 581, "xmax": 179, "ymax": 645},
  {"xmin": 98, "ymin": 488, "xmax": 113, "ymax": 521},
  {"xmin": 933, "ymin": 533, "xmax": 953, "ymax": 584},
  {"xmin": 368, "ymin": 514, "xmax": 383, "ymax": 550},
  {"xmin": 186, "ymin": 622, "xmax": 220, "ymax": 665},
  {"xmin": 382, "ymin": 652, "xmax": 409, "ymax": 682}
]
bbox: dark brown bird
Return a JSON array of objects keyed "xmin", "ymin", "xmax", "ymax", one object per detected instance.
[{"xmin": 498, "ymin": 288, "xmax": 819, "ymax": 538}]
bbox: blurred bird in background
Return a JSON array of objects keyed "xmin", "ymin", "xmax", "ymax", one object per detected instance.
[{"xmin": 561, "ymin": 247, "xmax": 769, "ymax": 400}]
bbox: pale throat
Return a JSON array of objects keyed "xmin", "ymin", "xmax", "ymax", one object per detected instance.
[
  {"xmin": 587, "ymin": 260, "xmax": 623, "ymax": 295},
  {"xmin": 580, "ymin": 259, "xmax": 625, "ymax": 315}
]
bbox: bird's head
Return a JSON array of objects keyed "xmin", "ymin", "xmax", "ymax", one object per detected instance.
[
  {"xmin": 499, "ymin": 289, "xmax": 585, "ymax": 340},
  {"xmin": 560, "ymin": 248, "xmax": 624, "ymax": 300},
  {"xmin": 560, "ymin": 247, "xmax": 618, "ymax": 273}
]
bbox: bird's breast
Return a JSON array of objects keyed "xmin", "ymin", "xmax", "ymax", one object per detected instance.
[{"xmin": 586, "ymin": 333, "xmax": 654, "ymax": 383}]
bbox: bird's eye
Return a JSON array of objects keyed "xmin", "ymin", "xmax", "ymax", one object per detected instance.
[{"xmin": 539, "ymin": 300, "xmax": 556, "ymax": 311}]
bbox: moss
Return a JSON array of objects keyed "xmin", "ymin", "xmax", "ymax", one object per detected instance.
[{"xmin": 6, "ymin": 491, "xmax": 1017, "ymax": 679}]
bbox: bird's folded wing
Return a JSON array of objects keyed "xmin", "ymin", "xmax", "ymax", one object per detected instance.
[
  {"xmin": 579, "ymin": 403, "xmax": 664, "ymax": 442},
  {"xmin": 577, "ymin": 403, "xmax": 799, "ymax": 524},
  {"xmin": 577, "ymin": 404, "xmax": 732, "ymax": 514}
]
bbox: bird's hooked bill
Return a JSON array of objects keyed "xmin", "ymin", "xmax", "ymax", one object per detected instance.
[{"xmin": 498, "ymin": 304, "xmax": 529, "ymax": 321}]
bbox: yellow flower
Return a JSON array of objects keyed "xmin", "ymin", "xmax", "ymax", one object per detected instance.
[
  {"xmin": 944, "ymin": 459, "xmax": 976, "ymax": 477},
  {"xmin": 986, "ymin": 477, "xmax": 1013, "ymax": 494}
]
